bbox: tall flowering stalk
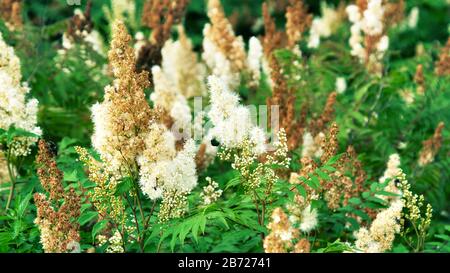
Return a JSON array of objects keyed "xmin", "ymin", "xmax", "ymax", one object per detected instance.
[
  {"xmin": 435, "ymin": 38, "xmax": 450, "ymax": 76},
  {"xmin": 60, "ymin": 2, "xmax": 104, "ymax": 56},
  {"xmin": 207, "ymin": 75, "xmax": 290, "ymax": 237},
  {"xmin": 91, "ymin": 20, "xmax": 156, "ymax": 173},
  {"xmin": 202, "ymin": 0, "xmax": 263, "ymax": 89},
  {"xmin": 86, "ymin": 21, "xmax": 198, "ymax": 252},
  {"xmin": 34, "ymin": 140, "xmax": 81, "ymax": 253},
  {"xmin": 418, "ymin": 122, "xmax": 445, "ymax": 167},
  {"xmin": 160, "ymin": 25, "xmax": 207, "ymax": 99},
  {"xmin": 137, "ymin": 0, "xmax": 189, "ymax": 79},
  {"xmin": 346, "ymin": 0, "xmax": 390, "ymax": 76},
  {"xmin": 0, "ymin": 31, "xmax": 41, "ymax": 210}
]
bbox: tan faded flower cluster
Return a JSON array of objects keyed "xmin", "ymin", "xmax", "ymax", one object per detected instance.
[
  {"xmin": 0, "ymin": 0, "xmax": 22, "ymax": 31},
  {"xmin": 263, "ymin": 208, "xmax": 311, "ymax": 253},
  {"xmin": 354, "ymin": 199, "xmax": 403, "ymax": 253},
  {"xmin": 137, "ymin": 0, "xmax": 189, "ymax": 77},
  {"xmin": 435, "ymin": 38, "xmax": 450, "ymax": 76},
  {"xmin": 285, "ymin": 0, "xmax": 313, "ymax": 50},
  {"xmin": 414, "ymin": 64, "xmax": 425, "ymax": 95},
  {"xmin": 202, "ymin": 0, "xmax": 263, "ymax": 89},
  {"xmin": 418, "ymin": 122, "xmax": 445, "ymax": 166},
  {"xmin": 0, "ymin": 151, "xmax": 9, "ymax": 184},
  {"xmin": 91, "ymin": 20, "xmax": 156, "ymax": 173},
  {"xmin": 34, "ymin": 140, "xmax": 81, "ymax": 253},
  {"xmin": 291, "ymin": 123, "xmax": 368, "ymax": 213},
  {"xmin": 160, "ymin": 26, "xmax": 207, "ymax": 98},
  {"xmin": 61, "ymin": 2, "xmax": 104, "ymax": 56}
]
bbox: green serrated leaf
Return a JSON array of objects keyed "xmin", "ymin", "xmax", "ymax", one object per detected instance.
[{"xmin": 78, "ymin": 211, "xmax": 98, "ymax": 226}]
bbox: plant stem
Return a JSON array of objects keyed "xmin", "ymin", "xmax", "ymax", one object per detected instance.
[{"xmin": 5, "ymin": 153, "xmax": 17, "ymax": 211}]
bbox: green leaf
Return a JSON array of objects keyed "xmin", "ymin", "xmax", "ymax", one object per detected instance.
[
  {"xmin": 325, "ymin": 154, "xmax": 342, "ymax": 166},
  {"xmin": 348, "ymin": 197, "xmax": 361, "ymax": 205},
  {"xmin": 92, "ymin": 220, "xmax": 109, "ymax": 241},
  {"xmin": 316, "ymin": 169, "xmax": 331, "ymax": 181},
  {"xmin": 78, "ymin": 211, "xmax": 98, "ymax": 225},
  {"xmin": 64, "ymin": 170, "xmax": 79, "ymax": 182},
  {"xmin": 296, "ymin": 184, "xmax": 307, "ymax": 199},
  {"xmin": 115, "ymin": 178, "xmax": 133, "ymax": 195}
]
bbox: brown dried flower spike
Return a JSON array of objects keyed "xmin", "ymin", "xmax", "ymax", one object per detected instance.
[
  {"xmin": 418, "ymin": 122, "xmax": 445, "ymax": 166},
  {"xmin": 36, "ymin": 140, "xmax": 64, "ymax": 202},
  {"xmin": 414, "ymin": 64, "xmax": 425, "ymax": 95},
  {"xmin": 285, "ymin": 0, "xmax": 312, "ymax": 49},
  {"xmin": 0, "ymin": 0, "xmax": 22, "ymax": 30},
  {"xmin": 435, "ymin": 38, "xmax": 450, "ymax": 76},
  {"xmin": 137, "ymin": 0, "xmax": 189, "ymax": 76},
  {"xmin": 66, "ymin": 0, "xmax": 93, "ymax": 42},
  {"xmin": 34, "ymin": 140, "xmax": 81, "ymax": 253},
  {"xmin": 205, "ymin": 0, "xmax": 247, "ymax": 72}
]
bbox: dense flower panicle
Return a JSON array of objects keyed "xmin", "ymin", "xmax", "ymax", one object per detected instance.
[
  {"xmin": 62, "ymin": 3, "xmax": 104, "ymax": 56},
  {"xmin": 200, "ymin": 177, "xmax": 223, "ymax": 205},
  {"xmin": 354, "ymin": 199, "xmax": 403, "ymax": 253},
  {"xmin": 34, "ymin": 191, "xmax": 81, "ymax": 253},
  {"xmin": 435, "ymin": 38, "xmax": 450, "ymax": 76},
  {"xmin": 150, "ymin": 65, "xmax": 192, "ymax": 137},
  {"xmin": 138, "ymin": 137, "xmax": 197, "ymax": 213},
  {"xmin": 264, "ymin": 208, "xmax": 298, "ymax": 253},
  {"xmin": 202, "ymin": 0, "xmax": 264, "ymax": 90},
  {"xmin": 378, "ymin": 153, "xmax": 402, "ymax": 201},
  {"xmin": 205, "ymin": 0, "xmax": 247, "ymax": 73},
  {"xmin": 266, "ymin": 56, "xmax": 307, "ymax": 151},
  {"xmin": 308, "ymin": 3, "xmax": 344, "ymax": 49},
  {"xmin": 418, "ymin": 122, "xmax": 445, "ymax": 166},
  {"xmin": 0, "ymin": 0, "xmax": 22, "ymax": 30},
  {"xmin": 406, "ymin": 7, "xmax": 419, "ymax": 29},
  {"xmin": 91, "ymin": 21, "xmax": 198, "ymax": 222},
  {"xmin": 161, "ymin": 26, "xmax": 207, "ymax": 98},
  {"xmin": 346, "ymin": 0, "xmax": 389, "ymax": 75},
  {"xmin": 285, "ymin": 0, "xmax": 312, "ymax": 49},
  {"xmin": 300, "ymin": 131, "xmax": 325, "ymax": 159},
  {"xmin": 137, "ymin": 0, "xmax": 189, "ymax": 77},
  {"xmin": 202, "ymin": 28, "xmax": 240, "ymax": 89},
  {"xmin": 383, "ymin": 0, "xmax": 405, "ymax": 28},
  {"xmin": 264, "ymin": 208, "xmax": 310, "ymax": 253},
  {"xmin": 247, "ymin": 36, "xmax": 264, "ymax": 87},
  {"xmin": 91, "ymin": 20, "xmax": 156, "ymax": 172},
  {"xmin": 261, "ymin": 3, "xmax": 285, "ymax": 59},
  {"xmin": 320, "ymin": 122, "xmax": 339, "ymax": 164},
  {"xmin": 0, "ymin": 32, "xmax": 41, "ymax": 156},
  {"xmin": 34, "ymin": 141, "xmax": 81, "ymax": 253},
  {"xmin": 207, "ymin": 75, "xmax": 263, "ymax": 150},
  {"xmin": 36, "ymin": 140, "xmax": 64, "ymax": 202}
]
